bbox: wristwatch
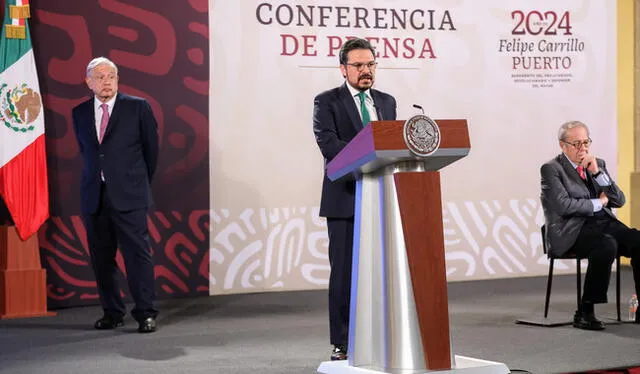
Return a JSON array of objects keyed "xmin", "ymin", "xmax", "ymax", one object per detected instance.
[{"xmin": 592, "ymin": 171, "xmax": 602, "ymax": 178}]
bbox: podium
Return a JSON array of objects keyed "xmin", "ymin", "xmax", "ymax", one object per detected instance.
[{"xmin": 317, "ymin": 118, "xmax": 508, "ymax": 374}]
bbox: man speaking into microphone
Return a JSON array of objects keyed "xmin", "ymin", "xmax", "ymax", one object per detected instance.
[
  {"xmin": 312, "ymin": 38, "xmax": 397, "ymax": 361},
  {"xmin": 540, "ymin": 120, "xmax": 640, "ymax": 330}
]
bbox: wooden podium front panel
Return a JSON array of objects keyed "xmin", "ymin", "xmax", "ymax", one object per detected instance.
[{"xmin": 393, "ymin": 172, "xmax": 450, "ymax": 370}]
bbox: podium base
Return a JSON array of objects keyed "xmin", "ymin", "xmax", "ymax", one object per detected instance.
[{"xmin": 317, "ymin": 355, "xmax": 510, "ymax": 374}]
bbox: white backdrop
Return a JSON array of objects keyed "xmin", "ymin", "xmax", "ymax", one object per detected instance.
[{"xmin": 209, "ymin": 0, "xmax": 617, "ymax": 295}]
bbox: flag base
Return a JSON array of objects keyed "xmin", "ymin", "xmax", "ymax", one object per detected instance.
[{"xmin": 0, "ymin": 226, "xmax": 55, "ymax": 319}]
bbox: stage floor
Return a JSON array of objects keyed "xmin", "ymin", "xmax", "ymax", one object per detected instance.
[{"xmin": 0, "ymin": 269, "xmax": 638, "ymax": 374}]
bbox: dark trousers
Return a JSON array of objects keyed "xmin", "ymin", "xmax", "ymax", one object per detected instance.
[
  {"xmin": 570, "ymin": 214, "xmax": 640, "ymax": 304},
  {"xmin": 82, "ymin": 183, "xmax": 158, "ymax": 322},
  {"xmin": 326, "ymin": 217, "xmax": 354, "ymax": 346}
]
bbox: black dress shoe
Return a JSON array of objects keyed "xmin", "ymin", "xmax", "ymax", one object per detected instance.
[
  {"xmin": 94, "ymin": 315, "xmax": 124, "ymax": 330},
  {"xmin": 573, "ymin": 310, "xmax": 605, "ymax": 330},
  {"xmin": 137, "ymin": 317, "xmax": 157, "ymax": 333},
  {"xmin": 330, "ymin": 344, "xmax": 347, "ymax": 361}
]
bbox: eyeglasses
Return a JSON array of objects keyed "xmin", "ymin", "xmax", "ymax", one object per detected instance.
[
  {"xmin": 345, "ymin": 61, "xmax": 378, "ymax": 71},
  {"xmin": 562, "ymin": 138, "xmax": 592, "ymax": 149}
]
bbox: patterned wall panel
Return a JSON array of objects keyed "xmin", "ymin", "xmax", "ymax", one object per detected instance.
[
  {"xmin": 210, "ymin": 207, "xmax": 330, "ymax": 294},
  {"xmin": 26, "ymin": 0, "xmax": 209, "ymax": 308},
  {"xmin": 210, "ymin": 200, "xmax": 581, "ymax": 295}
]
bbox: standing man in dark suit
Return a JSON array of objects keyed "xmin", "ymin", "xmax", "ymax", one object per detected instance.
[
  {"xmin": 313, "ymin": 38, "xmax": 397, "ymax": 360},
  {"xmin": 540, "ymin": 120, "xmax": 640, "ymax": 330},
  {"xmin": 72, "ymin": 57, "xmax": 159, "ymax": 333}
]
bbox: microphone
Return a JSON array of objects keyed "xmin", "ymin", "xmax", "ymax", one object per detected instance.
[
  {"xmin": 373, "ymin": 105, "xmax": 383, "ymax": 121},
  {"xmin": 413, "ymin": 104, "xmax": 424, "ymax": 114}
]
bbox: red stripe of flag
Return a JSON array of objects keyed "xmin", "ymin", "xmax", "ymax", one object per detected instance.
[{"xmin": 0, "ymin": 134, "xmax": 49, "ymax": 240}]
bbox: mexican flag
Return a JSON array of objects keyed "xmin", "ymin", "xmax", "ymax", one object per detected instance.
[{"xmin": 0, "ymin": 0, "xmax": 49, "ymax": 240}]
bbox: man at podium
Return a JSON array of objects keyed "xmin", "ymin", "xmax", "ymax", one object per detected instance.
[{"xmin": 312, "ymin": 38, "xmax": 397, "ymax": 361}]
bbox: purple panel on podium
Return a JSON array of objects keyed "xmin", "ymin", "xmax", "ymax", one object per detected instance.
[{"xmin": 327, "ymin": 125, "xmax": 377, "ymax": 181}]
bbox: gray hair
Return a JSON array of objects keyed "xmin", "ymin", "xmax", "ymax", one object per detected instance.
[
  {"xmin": 86, "ymin": 57, "xmax": 118, "ymax": 77},
  {"xmin": 558, "ymin": 120, "xmax": 589, "ymax": 141}
]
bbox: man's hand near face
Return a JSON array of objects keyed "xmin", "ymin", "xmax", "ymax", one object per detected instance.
[{"xmin": 580, "ymin": 153, "xmax": 599, "ymax": 174}]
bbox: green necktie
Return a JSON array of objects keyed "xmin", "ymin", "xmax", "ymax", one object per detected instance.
[{"xmin": 357, "ymin": 91, "xmax": 371, "ymax": 126}]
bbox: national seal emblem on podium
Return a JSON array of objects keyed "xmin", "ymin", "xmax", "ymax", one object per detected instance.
[{"xmin": 403, "ymin": 114, "xmax": 441, "ymax": 157}]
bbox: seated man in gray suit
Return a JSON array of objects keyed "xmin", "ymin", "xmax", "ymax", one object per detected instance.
[{"xmin": 540, "ymin": 120, "xmax": 640, "ymax": 330}]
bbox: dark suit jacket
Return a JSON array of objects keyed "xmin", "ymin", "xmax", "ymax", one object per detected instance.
[
  {"xmin": 540, "ymin": 153, "xmax": 625, "ymax": 257},
  {"xmin": 72, "ymin": 93, "xmax": 159, "ymax": 215},
  {"xmin": 313, "ymin": 83, "xmax": 397, "ymax": 218}
]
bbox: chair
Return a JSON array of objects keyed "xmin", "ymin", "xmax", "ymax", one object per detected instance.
[{"xmin": 516, "ymin": 225, "xmax": 621, "ymax": 326}]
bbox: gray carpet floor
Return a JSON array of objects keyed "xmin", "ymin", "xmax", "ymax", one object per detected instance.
[{"xmin": 0, "ymin": 269, "xmax": 638, "ymax": 374}]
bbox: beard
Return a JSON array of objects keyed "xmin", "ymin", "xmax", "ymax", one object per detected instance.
[{"xmin": 357, "ymin": 73, "xmax": 373, "ymax": 89}]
